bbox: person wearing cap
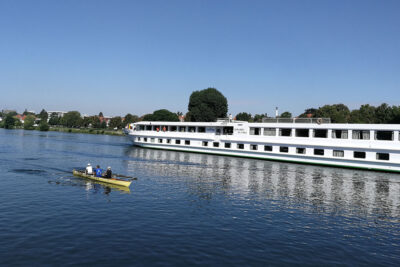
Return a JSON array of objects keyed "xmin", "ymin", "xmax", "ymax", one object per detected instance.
[
  {"xmin": 85, "ymin": 163, "xmax": 93, "ymax": 175},
  {"xmin": 104, "ymin": 166, "xmax": 112, "ymax": 178}
]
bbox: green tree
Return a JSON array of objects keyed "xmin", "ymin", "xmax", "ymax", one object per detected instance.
[
  {"xmin": 100, "ymin": 121, "xmax": 107, "ymax": 128},
  {"xmin": 374, "ymin": 103, "xmax": 394, "ymax": 124},
  {"xmin": 60, "ymin": 111, "xmax": 82, "ymax": 128},
  {"xmin": 186, "ymin": 88, "xmax": 228, "ymax": 122},
  {"xmin": 39, "ymin": 120, "xmax": 49, "ymax": 131},
  {"xmin": 124, "ymin": 113, "xmax": 139, "ymax": 126},
  {"xmin": 4, "ymin": 115, "xmax": 15, "ymax": 129},
  {"xmin": 142, "ymin": 109, "xmax": 179, "ymax": 122},
  {"xmin": 14, "ymin": 119, "xmax": 23, "ymax": 127},
  {"xmin": 92, "ymin": 116, "xmax": 101, "ymax": 128},
  {"xmin": 48, "ymin": 113, "xmax": 60, "ymax": 125},
  {"xmin": 298, "ymin": 108, "xmax": 317, "ymax": 118},
  {"xmin": 109, "ymin": 116, "xmax": 123, "ymax": 129},
  {"xmin": 349, "ymin": 104, "xmax": 376, "ymax": 123},
  {"xmin": 280, "ymin": 111, "xmax": 292, "ymax": 118},
  {"xmin": 390, "ymin": 106, "xmax": 400, "ymax": 123},
  {"xmin": 253, "ymin": 113, "xmax": 267, "ymax": 122},
  {"xmin": 38, "ymin": 109, "xmax": 48, "ymax": 121},
  {"xmin": 315, "ymin": 104, "xmax": 350, "ymax": 123},
  {"xmin": 22, "ymin": 109, "xmax": 34, "ymax": 116},
  {"xmin": 236, "ymin": 112, "xmax": 252, "ymax": 121},
  {"xmin": 24, "ymin": 115, "xmax": 36, "ymax": 130},
  {"xmin": 82, "ymin": 116, "xmax": 93, "ymax": 128}
]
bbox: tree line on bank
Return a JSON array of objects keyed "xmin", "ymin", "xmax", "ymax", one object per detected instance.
[{"xmin": 1, "ymin": 88, "xmax": 400, "ymax": 131}]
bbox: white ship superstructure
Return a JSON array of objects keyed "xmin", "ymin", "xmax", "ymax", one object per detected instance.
[{"xmin": 124, "ymin": 119, "xmax": 400, "ymax": 173}]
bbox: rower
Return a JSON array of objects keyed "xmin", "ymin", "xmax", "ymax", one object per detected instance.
[
  {"xmin": 104, "ymin": 166, "xmax": 112, "ymax": 178},
  {"xmin": 95, "ymin": 165, "xmax": 103, "ymax": 177},
  {"xmin": 85, "ymin": 163, "xmax": 93, "ymax": 175}
]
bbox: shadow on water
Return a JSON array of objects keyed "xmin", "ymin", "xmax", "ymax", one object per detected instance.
[{"xmin": 123, "ymin": 146, "xmax": 400, "ymax": 222}]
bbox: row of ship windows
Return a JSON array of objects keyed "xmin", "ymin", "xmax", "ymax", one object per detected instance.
[
  {"xmin": 136, "ymin": 137, "xmax": 390, "ymax": 161},
  {"xmin": 135, "ymin": 125, "xmax": 399, "ymax": 141},
  {"xmin": 251, "ymin": 128, "xmax": 399, "ymax": 141}
]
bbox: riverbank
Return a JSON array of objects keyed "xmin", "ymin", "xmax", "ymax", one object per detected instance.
[
  {"xmin": 0, "ymin": 126, "xmax": 125, "ymax": 136},
  {"xmin": 49, "ymin": 127, "xmax": 124, "ymax": 136}
]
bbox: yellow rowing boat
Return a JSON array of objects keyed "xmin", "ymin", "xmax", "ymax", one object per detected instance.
[{"xmin": 72, "ymin": 169, "xmax": 132, "ymax": 187}]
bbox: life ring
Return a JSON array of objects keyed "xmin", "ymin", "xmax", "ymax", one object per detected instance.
[{"xmin": 317, "ymin": 118, "xmax": 323, "ymax": 125}]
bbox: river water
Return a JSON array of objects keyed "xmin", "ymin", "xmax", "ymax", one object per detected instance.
[{"xmin": 0, "ymin": 129, "xmax": 399, "ymax": 266}]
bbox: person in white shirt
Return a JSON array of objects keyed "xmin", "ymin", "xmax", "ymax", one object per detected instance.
[{"xmin": 85, "ymin": 163, "xmax": 93, "ymax": 175}]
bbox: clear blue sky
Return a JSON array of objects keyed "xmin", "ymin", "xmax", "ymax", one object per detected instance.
[{"xmin": 1, "ymin": 0, "xmax": 399, "ymax": 117}]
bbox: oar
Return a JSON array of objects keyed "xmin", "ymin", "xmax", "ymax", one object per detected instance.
[{"xmin": 115, "ymin": 174, "xmax": 138, "ymax": 181}]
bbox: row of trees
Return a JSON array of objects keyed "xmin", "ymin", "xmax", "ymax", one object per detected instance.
[
  {"xmin": 47, "ymin": 111, "xmax": 141, "ymax": 129},
  {"xmin": 0, "ymin": 110, "xmax": 142, "ymax": 130},
  {"xmin": 235, "ymin": 111, "xmax": 292, "ymax": 122},
  {"xmin": 234, "ymin": 103, "xmax": 400, "ymax": 124},
  {"xmin": 297, "ymin": 103, "xmax": 400, "ymax": 124},
  {"xmin": 2, "ymin": 88, "xmax": 400, "ymax": 128}
]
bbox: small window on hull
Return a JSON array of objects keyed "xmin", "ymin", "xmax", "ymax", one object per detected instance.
[
  {"xmin": 175, "ymin": 140, "xmax": 181, "ymax": 144},
  {"xmin": 354, "ymin": 151, "xmax": 366, "ymax": 159},
  {"xmin": 213, "ymin": 142, "xmax": 219, "ymax": 147},
  {"xmin": 376, "ymin": 153, "xmax": 389, "ymax": 160},
  {"xmin": 264, "ymin": 145, "xmax": 273, "ymax": 152},
  {"xmin": 333, "ymin": 150, "xmax": 344, "ymax": 157},
  {"xmin": 198, "ymin": 127, "xmax": 206, "ymax": 133},
  {"xmin": 280, "ymin": 146, "xmax": 288, "ymax": 153},
  {"xmin": 185, "ymin": 140, "xmax": 190, "ymax": 145},
  {"xmin": 158, "ymin": 139, "xmax": 163, "ymax": 143},
  {"xmin": 151, "ymin": 138, "xmax": 155, "ymax": 143},
  {"xmin": 202, "ymin": 141, "xmax": 208, "ymax": 147},
  {"xmin": 225, "ymin": 143, "xmax": 231, "ymax": 148},
  {"xmin": 237, "ymin": 144, "xmax": 244, "ymax": 149},
  {"xmin": 250, "ymin": 145, "xmax": 258, "ymax": 150},
  {"xmin": 144, "ymin": 137, "xmax": 147, "ymax": 142},
  {"xmin": 296, "ymin": 148, "xmax": 306, "ymax": 154},
  {"xmin": 314, "ymin": 149, "xmax": 324, "ymax": 155},
  {"xmin": 166, "ymin": 139, "xmax": 171, "ymax": 144}
]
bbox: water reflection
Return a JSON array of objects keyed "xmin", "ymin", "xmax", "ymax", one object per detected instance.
[
  {"xmin": 124, "ymin": 147, "xmax": 400, "ymax": 220},
  {"xmin": 48, "ymin": 176, "xmax": 131, "ymax": 195}
]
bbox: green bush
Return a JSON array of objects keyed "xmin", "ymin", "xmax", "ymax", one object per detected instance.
[{"xmin": 39, "ymin": 121, "xmax": 49, "ymax": 131}]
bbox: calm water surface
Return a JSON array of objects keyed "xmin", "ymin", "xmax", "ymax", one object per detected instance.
[{"xmin": 0, "ymin": 129, "xmax": 399, "ymax": 266}]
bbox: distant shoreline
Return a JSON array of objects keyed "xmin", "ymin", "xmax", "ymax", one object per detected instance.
[
  {"xmin": 1, "ymin": 127, "xmax": 125, "ymax": 136},
  {"xmin": 49, "ymin": 127, "xmax": 125, "ymax": 136}
]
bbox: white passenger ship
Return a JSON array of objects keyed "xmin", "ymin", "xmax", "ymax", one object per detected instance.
[{"xmin": 124, "ymin": 118, "xmax": 400, "ymax": 173}]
